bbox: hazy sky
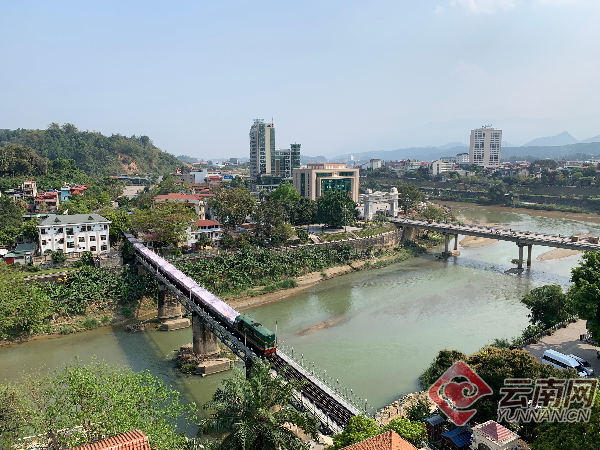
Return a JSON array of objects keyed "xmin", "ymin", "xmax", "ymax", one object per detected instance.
[{"xmin": 2, "ymin": 0, "xmax": 599, "ymax": 158}]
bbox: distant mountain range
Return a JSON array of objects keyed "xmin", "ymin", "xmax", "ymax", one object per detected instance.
[{"xmin": 323, "ymin": 132, "xmax": 600, "ymax": 163}]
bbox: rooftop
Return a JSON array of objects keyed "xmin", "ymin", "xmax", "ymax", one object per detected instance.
[
  {"xmin": 341, "ymin": 430, "xmax": 417, "ymax": 450},
  {"xmin": 38, "ymin": 214, "xmax": 111, "ymax": 226},
  {"xmin": 153, "ymin": 193, "xmax": 214, "ymax": 200},
  {"xmin": 70, "ymin": 429, "xmax": 150, "ymax": 450},
  {"xmin": 474, "ymin": 420, "xmax": 517, "ymax": 444},
  {"xmin": 196, "ymin": 219, "xmax": 222, "ymax": 227}
]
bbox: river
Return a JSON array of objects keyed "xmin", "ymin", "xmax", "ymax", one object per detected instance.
[{"xmin": 2, "ymin": 204, "xmax": 599, "ymax": 418}]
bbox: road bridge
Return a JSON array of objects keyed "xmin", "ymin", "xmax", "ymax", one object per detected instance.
[
  {"xmin": 130, "ymin": 239, "xmax": 370, "ymax": 434},
  {"xmin": 391, "ymin": 217, "xmax": 600, "ymax": 269}
]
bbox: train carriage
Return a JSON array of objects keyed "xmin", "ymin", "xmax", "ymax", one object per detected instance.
[{"xmin": 123, "ymin": 231, "xmax": 277, "ymax": 356}]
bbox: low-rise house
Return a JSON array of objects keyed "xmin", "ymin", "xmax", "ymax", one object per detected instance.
[
  {"xmin": 341, "ymin": 430, "xmax": 418, "ymax": 449},
  {"xmin": 35, "ymin": 191, "xmax": 60, "ymax": 212},
  {"xmin": 3, "ymin": 243, "xmax": 36, "ymax": 265},
  {"xmin": 152, "ymin": 193, "xmax": 214, "ymax": 220},
  {"xmin": 470, "ymin": 421, "xmax": 518, "ymax": 450},
  {"xmin": 37, "ymin": 214, "xmax": 111, "ymax": 255},
  {"xmin": 441, "ymin": 428, "xmax": 471, "ymax": 450},
  {"xmin": 70, "ymin": 429, "xmax": 150, "ymax": 450},
  {"xmin": 22, "ymin": 179, "xmax": 37, "ymax": 197}
]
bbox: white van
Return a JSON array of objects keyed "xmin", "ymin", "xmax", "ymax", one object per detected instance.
[
  {"xmin": 542, "ymin": 349, "xmax": 588, "ymax": 377},
  {"xmin": 568, "ymin": 354, "xmax": 595, "ymax": 377}
]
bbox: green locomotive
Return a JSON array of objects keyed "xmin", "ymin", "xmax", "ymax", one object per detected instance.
[{"xmin": 233, "ymin": 314, "xmax": 276, "ymax": 355}]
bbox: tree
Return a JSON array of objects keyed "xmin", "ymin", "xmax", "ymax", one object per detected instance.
[
  {"xmin": 0, "ymin": 197, "xmax": 26, "ymax": 244},
  {"xmin": 330, "ymin": 415, "xmax": 380, "ymax": 449},
  {"xmin": 383, "ymin": 417, "xmax": 427, "ymax": 448},
  {"xmin": 418, "ymin": 349, "xmax": 467, "ymax": 390},
  {"xmin": 252, "ymin": 198, "xmax": 288, "ymax": 241},
  {"xmin": 269, "ymin": 181, "xmax": 300, "ymax": 203},
  {"xmin": 99, "ymin": 207, "xmax": 131, "ymax": 244},
  {"xmin": 487, "ymin": 182, "xmax": 510, "ymax": 205},
  {"xmin": 528, "ymin": 389, "xmax": 600, "ymax": 450},
  {"xmin": 0, "ymin": 143, "xmax": 48, "ymax": 176},
  {"xmin": 20, "ymin": 218, "xmax": 40, "ymax": 242},
  {"xmin": 521, "ymin": 284, "xmax": 574, "ymax": 329},
  {"xmin": 131, "ymin": 201, "xmax": 195, "ymax": 246},
  {"xmin": 419, "ymin": 204, "xmax": 449, "ymax": 222},
  {"xmin": 201, "ymin": 361, "xmax": 319, "ymax": 450},
  {"xmin": 0, "ymin": 359, "xmax": 196, "ymax": 450},
  {"xmin": 288, "ymin": 197, "xmax": 317, "ymax": 226},
  {"xmin": 316, "ymin": 191, "xmax": 358, "ymax": 228},
  {"xmin": 208, "ymin": 187, "xmax": 257, "ymax": 228},
  {"xmin": 0, "ymin": 262, "xmax": 53, "ymax": 339},
  {"xmin": 396, "ymin": 181, "xmax": 423, "ymax": 214},
  {"xmin": 195, "ymin": 233, "xmax": 214, "ymax": 248},
  {"xmin": 569, "ymin": 252, "xmax": 600, "ymax": 340}
]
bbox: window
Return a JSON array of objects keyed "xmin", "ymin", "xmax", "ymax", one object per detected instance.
[
  {"xmin": 41, "ymin": 228, "xmax": 46, "ymax": 234},
  {"xmin": 339, "ymin": 172, "xmax": 355, "ymax": 177},
  {"xmin": 42, "ymin": 240, "xmax": 47, "ymax": 245},
  {"xmin": 87, "ymin": 226, "xmax": 92, "ymax": 231},
  {"xmin": 101, "ymin": 245, "xmax": 107, "ymax": 251},
  {"xmin": 90, "ymin": 246, "xmax": 97, "ymax": 252},
  {"xmin": 66, "ymin": 227, "xmax": 74, "ymax": 236},
  {"xmin": 321, "ymin": 178, "xmax": 352, "ymax": 194},
  {"xmin": 300, "ymin": 173, "xmax": 306, "ymax": 197},
  {"xmin": 316, "ymin": 173, "xmax": 333, "ymax": 178},
  {"xmin": 104, "ymin": 224, "xmax": 108, "ymax": 230},
  {"xmin": 57, "ymin": 228, "xmax": 63, "ymax": 233},
  {"xmin": 58, "ymin": 238, "xmax": 64, "ymax": 244},
  {"xmin": 100, "ymin": 235, "xmax": 107, "ymax": 241},
  {"xmin": 90, "ymin": 236, "xmax": 96, "ymax": 241},
  {"xmin": 67, "ymin": 242, "xmax": 75, "ymax": 248},
  {"xmin": 79, "ymin": 237, "xmax": 85, "ymax": 242}
]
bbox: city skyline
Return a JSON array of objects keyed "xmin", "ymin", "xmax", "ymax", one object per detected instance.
[{"xmin": 2, "ymin": 1, "xmax": 600, "ymax": 159}]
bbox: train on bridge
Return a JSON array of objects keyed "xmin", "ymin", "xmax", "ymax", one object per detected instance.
[{"xmin": 123, "ymin": 232, "xmax": 277, "ymax": 355}]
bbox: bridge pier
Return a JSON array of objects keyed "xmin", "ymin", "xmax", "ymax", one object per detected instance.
[
  {"xmin": 442, "ymin": 233, "xmax": 460, "ymax": 257},
  {"xmin": 517, "ymin": 244, "xmax": 524, "ymax": 270},
  {"xmin": 158, "ymin": 284, "xmax": 190, "ymax": 330},
  {"xmin": 527, "ymin": 244, "xmax": 532, "ymax": 269},
  {"xmin": 192, "ymin": 312, "xmax": 220, "ymax": 356}
]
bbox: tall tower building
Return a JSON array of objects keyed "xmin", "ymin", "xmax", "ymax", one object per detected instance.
[
  {"xmin": 249, "ymin": 119, "xmax": 275, "ymax": 178},
  {"xmin": 469, "ymin": 125, "xmax": 502, "ymax": 168},
  {"xmin": 271, "ymin": 143, "xmax": 301, "ymax": 178}
]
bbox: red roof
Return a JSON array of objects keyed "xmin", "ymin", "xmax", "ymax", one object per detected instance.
[
  {"xmin": 477, "ymin": 421, "xmax": 516, "ymax": 444},
  {"xmin": 70, "ymin": 430, "xmax": 150, "ymax": 450},
  {"xmin": 341, "ymin": 430, "xmax": 417, "ymax": 450},
  {"xmin": 196, "ymin": 220, "xmax": 221, "ymax": 227}
]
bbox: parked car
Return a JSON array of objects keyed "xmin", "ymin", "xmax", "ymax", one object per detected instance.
[{"xmin": 568, "ymin": 354, "xmax": 595, "ymax": 377}]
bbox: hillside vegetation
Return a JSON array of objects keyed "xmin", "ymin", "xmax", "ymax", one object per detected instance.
[{"xmin": 0, "ymin": 123, "xmax": 181, "ymax": 177}]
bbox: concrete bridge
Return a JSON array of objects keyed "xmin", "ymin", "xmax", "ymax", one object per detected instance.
[
  {"xmin": 391, "ymin": 217, "xmax": 600, "ymax": 269},
  {"xmin": 131, "ymin": 242, "xmax": 371, "ymax": 434}
]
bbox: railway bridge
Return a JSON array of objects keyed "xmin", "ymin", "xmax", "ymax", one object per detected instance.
[
  {"xmin": 391, "ymin": 217, "xmax": 600, "ymax": 269},
  {"xmin": 127, "ymin": 233, "xmax": 372, "ymax": 434}
]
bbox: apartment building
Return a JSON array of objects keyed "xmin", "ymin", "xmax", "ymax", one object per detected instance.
[
  {"xmin": 37, "ymin": 214, "xmax": 111, "ymax": 255},
  {"xmin": 249, "ymin": 119, "xmax": 275, "ymax": 177},
  {"xmin": 469, "ymin": 126, "xmax": 502, "ymax": 168}
]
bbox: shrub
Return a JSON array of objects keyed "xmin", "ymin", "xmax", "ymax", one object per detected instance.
[{"xmin": 82, "ymin": 317, "xmax": 100, "ymax": 329}]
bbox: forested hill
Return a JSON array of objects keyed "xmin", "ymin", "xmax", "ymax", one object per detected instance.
[{"xmin": 0, "ymin": 123, "xmax": 181, "ymax": 177}]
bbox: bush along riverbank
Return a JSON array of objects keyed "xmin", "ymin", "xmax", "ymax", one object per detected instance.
[
  {"xmin": 0, "ymin": 262, "xmax": 158, "ymax": 344},
  {"xmin": 177, "ymin": 231, "xmax": 443, "ymax": 302}
]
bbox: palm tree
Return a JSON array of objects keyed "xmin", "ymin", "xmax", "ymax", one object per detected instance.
[{"xmin": 201, "ymin": 361, "xmax": 320, "ymax": 450}]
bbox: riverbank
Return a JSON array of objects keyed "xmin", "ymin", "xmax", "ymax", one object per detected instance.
[
  {"xmin": 442, "ymin": 201, "xmax": 600, "ymax": 225},
  {"xmin": 0, "ymin": 297, "xmax": 158, "ymax": 349},
  {"xmin": 227, "ymin": 247, "xmax": 427, "ymax": 311}
]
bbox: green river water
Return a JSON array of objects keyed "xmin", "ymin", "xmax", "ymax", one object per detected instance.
[{"xmin": 2, "ymin": 204, "xmax": 600, "ymax": 418}]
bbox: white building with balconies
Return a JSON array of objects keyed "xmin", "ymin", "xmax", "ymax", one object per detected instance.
[{"xmin": 37, "ymin": 214, "xmax": 111, "ymax": 255}]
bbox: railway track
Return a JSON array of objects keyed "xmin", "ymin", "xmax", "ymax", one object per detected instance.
[{"xmin": 267, "ymin": 353, "xmax": 355, "ymax": 430}]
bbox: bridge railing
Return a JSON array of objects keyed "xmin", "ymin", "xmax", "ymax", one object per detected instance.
[{"xmin": 277, "ymin": 343, "xmax": 377, "ymax": 417}]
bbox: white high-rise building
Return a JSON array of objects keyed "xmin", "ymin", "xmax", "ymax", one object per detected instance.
[
  {"xmin": 469, "ymin": 126, "xmax": 502, "ymax": 168},
  {"xmin": 249, "ymin": 119, "xmax": 275, "ymax": 178}
]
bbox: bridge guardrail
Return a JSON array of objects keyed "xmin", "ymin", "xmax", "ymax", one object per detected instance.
[{"xmin": 277, "ymin": 343, "xmax": 377, "ymax": 417}]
